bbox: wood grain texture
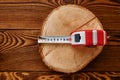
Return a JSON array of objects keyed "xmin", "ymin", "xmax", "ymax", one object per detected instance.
[
  {"xmin": 0, "ymin": 0, "xmax": 119, "ymax": 29},
  {"xmin": 0, "ymin": 0, "xmax": 120, "ymax": 79},
  {"xmin": 0, "ymin": 72, "xmax": 120, "ymax": 80}
]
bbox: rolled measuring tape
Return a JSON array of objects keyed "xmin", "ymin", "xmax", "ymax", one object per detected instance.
[
  {"xmin": 70, "ymin": 30, "xmax": 107, "ymax": 46},
  {"xmin": 38, "ymin": 30, "xmax": 107, "ymax": 46}
]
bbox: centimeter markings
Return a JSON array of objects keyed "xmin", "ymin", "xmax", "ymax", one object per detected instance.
[{"xmin": 38, "ymin": 36, "xmax": 71, "ymax": 43}]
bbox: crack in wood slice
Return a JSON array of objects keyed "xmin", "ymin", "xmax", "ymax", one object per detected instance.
[{"xmin": 72, "ymin": 17, "xmax": 96, "ymax": 32}]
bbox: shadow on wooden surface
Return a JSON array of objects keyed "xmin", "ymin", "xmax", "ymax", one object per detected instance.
[{"xmin": 0, "ymin": 0, "xmax": 120, "ymax": 79}]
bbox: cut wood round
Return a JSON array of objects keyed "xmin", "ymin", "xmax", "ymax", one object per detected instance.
[{"xmin": 39, "ymin": 5, "xmax": 103, "ymax": 73}]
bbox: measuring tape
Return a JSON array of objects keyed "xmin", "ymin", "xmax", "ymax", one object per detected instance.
[{"xmin": 38, "ymin": 30, "xmax": 107, "ymax": 46}]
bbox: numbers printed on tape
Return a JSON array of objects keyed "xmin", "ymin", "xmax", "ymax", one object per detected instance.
[{"xmin": 38, "ymin": 30, "xmax": 107, "ymax": 46}]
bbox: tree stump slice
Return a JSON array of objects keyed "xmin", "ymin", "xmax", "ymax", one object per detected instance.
[{"xmin": 40, "ymin": 5, "xmax": 103, "ymax": 73}]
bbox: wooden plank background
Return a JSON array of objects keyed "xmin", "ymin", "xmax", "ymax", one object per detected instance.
[{"xmin": 0, "ymin": 0, "xmax": 120, "ymax": 79}]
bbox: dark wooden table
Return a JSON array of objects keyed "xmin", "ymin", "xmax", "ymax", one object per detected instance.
[{"xmin": 0, "ymin": 0, "xmax": 120, "ymax": 80}]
